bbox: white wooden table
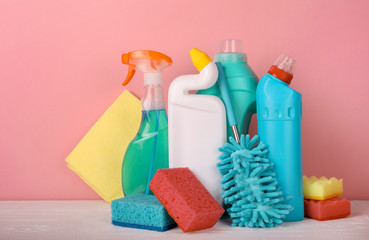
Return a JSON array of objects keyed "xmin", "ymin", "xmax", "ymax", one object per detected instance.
[{"xmin": 1, "ymin": 200, "xmax": 368, "ymax": 240}]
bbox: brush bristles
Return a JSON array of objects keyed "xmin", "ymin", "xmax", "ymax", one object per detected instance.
[{"xmin": 218, "ymin": 134, "xmax": 292, "ymax": 228}]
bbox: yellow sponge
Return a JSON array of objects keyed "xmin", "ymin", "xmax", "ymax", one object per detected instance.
[
  {"xmin": 66, "ymin": 90, "xmax": 142, "ymax": 202},
  {"xmin": 303, "ymin": 176, "xmax": 343, "ymax": 200}
]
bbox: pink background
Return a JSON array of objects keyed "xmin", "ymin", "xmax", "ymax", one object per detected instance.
[{"xmin": 1, "ymin": 0, "xmax": 368, "ymax": 200}]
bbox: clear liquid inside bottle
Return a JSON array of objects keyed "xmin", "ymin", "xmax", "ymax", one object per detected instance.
[{"xmin": 122, "ymin": 85, "xmax": 168, "ymax": 196}]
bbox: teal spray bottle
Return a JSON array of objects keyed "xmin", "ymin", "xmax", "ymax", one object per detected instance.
[
  {"xmin": 196, "ymin": 39, "xmax": 258, "ymax": 137},
  {"xmin": 121, "ymin": 50, "xmax": 172, "ymax": 197},
  {"xmin": 256, "ymin": 54, "xmax": 303, "ymax": 221}
]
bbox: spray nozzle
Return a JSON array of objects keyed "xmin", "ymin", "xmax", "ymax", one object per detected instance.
[{"xmin": 121, "ymin": 50, "xmax": 173, "ymax": 86}]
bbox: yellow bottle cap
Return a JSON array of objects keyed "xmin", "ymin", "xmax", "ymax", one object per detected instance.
[{"xmin": 190, "ymin": 48, "xmax": 212, "ymax": 72}]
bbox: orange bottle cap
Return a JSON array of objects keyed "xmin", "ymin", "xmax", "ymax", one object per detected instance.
[
  {"xmin": 268, "ymin": 54, "xmax": 296, "ymax": 84},
  {"xmin": 268, "ymin": 65, "xmax": 293, "ymax": 84}
]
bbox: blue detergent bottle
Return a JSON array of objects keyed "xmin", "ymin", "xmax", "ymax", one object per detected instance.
[
  {"xmin": 121, "ymin": 50, "xmax": 172, "ymax": 197},
  {"xmin": 196, "ymin": 39, "xmax": 258, "ymax": 138},
  {"xmin": 256, "ymin": 54, "xmax": 304, "ymax": 222}
]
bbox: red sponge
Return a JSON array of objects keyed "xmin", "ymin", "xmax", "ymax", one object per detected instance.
[
  {"xmin": 149, "ymin": 168, "xmax": 224, "ymax": 232},
  {"xmin": 304, "ymin": 197, "xmax": 351, "ymax": 221}
]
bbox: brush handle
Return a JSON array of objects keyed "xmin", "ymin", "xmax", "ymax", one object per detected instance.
[{"xmin": 215, "ymin": 62, "xmax": 240, "ymax": 143}]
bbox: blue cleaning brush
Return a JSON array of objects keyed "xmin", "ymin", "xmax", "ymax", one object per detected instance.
[{"xmin": 215, "ymin": 62, "xmax": 292, "ymax": 228}]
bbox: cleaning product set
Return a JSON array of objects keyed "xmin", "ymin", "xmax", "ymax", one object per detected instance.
[{"xmin": 67, "ymin": 38, "xmax": 349, "ymax": 233}]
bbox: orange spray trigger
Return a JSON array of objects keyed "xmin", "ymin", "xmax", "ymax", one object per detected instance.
[
  {"xmin": 122, "ymin": 65, "xmax": 136, "ymax": 86},
  {"xmin": 122, "ymin": 53, "xmax": 136, "ymax": 86},
  {"xmin": 121, "ymin": 53, "xmax": 129, "ymax": 64},
  {"xmin": 121, "ymin": 50, "xmax": 173, "ymax": 86}
]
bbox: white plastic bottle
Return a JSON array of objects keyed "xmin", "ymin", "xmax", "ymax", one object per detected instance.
[{"xmin": 168, "ymin": 48, "xmax": 226, "ymax": 205}]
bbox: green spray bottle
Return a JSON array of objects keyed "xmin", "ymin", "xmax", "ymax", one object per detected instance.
[
  {"xmin": 196, "ymin": 39, "xmax": 258, "ymax": 137},
  {"xmin": 121, "ymin": 50, "xmax": 172, "ymax": 197}
]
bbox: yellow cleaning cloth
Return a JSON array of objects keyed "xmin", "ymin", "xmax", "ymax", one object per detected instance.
[{"xmin": 66, "ymin": 90, "xmax": 142, "ymax": 202}]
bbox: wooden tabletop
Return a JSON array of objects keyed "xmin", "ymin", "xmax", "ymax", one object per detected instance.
[{"xmin": 1, "ymin": 200, "xmax": 368, "ymax": 240}]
